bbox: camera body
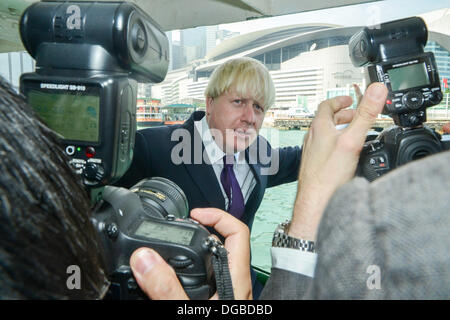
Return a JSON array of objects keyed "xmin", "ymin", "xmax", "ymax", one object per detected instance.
[
  {"xmin": 18, "ymin": 1, "xmax": 221, "ymax": 299},
  {"xmin": 349, "ymin": 17, "xmax": 449, "ymax": 181},
  {"xmin": 356, "ymin": 126, "xmax": 450, "ymax": 181},
  {"xmin": 92, "ymin": 184, "xmax": 216, "ymax": 300}
]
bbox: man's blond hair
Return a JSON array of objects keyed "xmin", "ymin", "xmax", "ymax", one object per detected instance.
[{"xmin": 204, "ymin": 57, "xmax": 275, "ymax": 110}]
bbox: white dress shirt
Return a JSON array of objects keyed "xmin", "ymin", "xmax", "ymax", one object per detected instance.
[
  {"xmin": 271, "ymin": 247, "xmax": 317, "ymax": 278},
  {"xmin": 194, "ymin": 116, "xmax": 256, "ymax": 210}
]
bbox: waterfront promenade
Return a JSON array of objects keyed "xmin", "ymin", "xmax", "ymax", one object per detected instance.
[{"xmin": 271, "ymin": 117, "xmax": 450, "ymax": 134}]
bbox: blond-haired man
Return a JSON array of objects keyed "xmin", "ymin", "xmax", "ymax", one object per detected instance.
[{"xmin": 117, "ymin": 57, "xmax": 301, "ymax": 232}]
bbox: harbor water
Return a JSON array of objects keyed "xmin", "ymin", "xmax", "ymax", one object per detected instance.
[{"xmin": 252, "ymin": 128, "xmax": 306, "ymax": 271}]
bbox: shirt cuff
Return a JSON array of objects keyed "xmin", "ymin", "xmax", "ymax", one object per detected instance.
[{"xmin": 270, "ymin": 247, "xmax": 318, "ymax": 278}]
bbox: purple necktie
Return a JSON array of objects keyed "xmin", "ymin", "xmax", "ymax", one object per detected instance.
[{"xmin": 220, "ymin": 155, "xmax": 245, "ymax": 219}]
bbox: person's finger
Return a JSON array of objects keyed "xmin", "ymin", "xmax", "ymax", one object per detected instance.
[
  {"xmin": 130, "ymin": 248, "xmax": 189, "ymax": 300},
  {"xmin": 190, "ymin": 208, "xmax": 249, "ymax": 240},
  {"xmin": 345, "ymin": 82, "xmax": 387, "ymax": 144},
  {"xmin": 209, "ymin": 292, "xmax": 219, "ymax": 300},
  {"xmin": 334, "ymin": 109, "xmax": 356, "ymax": 125},
  {"xmin": 315, "ymin": 95, "xmax": 353, "ymax": 122},
  {"xmin": 353, "ymin": 84, "xmax": 363, "ymax": 105},
  {"xmin": 191, "ymin": 208, "xmax": 252, "ymax": 300}
]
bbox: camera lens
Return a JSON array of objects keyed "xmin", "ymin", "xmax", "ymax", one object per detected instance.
[{"xmin": 130, "ymin": 177, "xmax": 189, "ymax": 219}]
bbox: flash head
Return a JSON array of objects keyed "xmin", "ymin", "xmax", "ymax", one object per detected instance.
[
  {"xmin": 349, "ymin": 17, "xmax": 428, "ymax": 67},
  {"xmin": 20, "ymin": 1, "xmax": 169, "ymax": 83},
  {"xmin": 348, "ymin": 17, "xmax": 442, "ymax": 127},
  {"xmin": 19, "ymin": 2, "xmax": 170, "ymax": 188}
]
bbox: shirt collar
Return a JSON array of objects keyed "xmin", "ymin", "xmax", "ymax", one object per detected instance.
[{"xmin": 194, "ymin": 115, "xmax": 245, "ymax": 165}]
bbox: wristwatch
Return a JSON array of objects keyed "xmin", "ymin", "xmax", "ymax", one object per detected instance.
[{"xmin": 272, "ymin": 220, "xmax": 316, "ymax": 253}]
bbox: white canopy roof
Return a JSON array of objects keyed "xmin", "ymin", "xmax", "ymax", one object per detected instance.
[{"xmin": 0, "ymin": 0, "xmax": 380, "ymax": 52}]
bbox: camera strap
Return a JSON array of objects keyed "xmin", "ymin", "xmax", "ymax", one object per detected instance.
[{"xmin": 205, "ymin": 237, "xmax": 235, "ymax": 300}]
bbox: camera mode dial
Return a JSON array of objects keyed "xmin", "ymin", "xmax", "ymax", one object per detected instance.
[
  {"xmin": 428, "ymin": 91, "xmax": 443, "ymax": 105},
  {"xmin": 83, "ymin": 162, "xmax": 105, "ymax": 182},
  {"xmin": 402, "ymin": 91, "xmax": 424, "ymax": 109},
  {"xmin": 106, "ymin": 223, "xmax": 119, "ymax": 239},
  {"xmin": 168, "ymin": 255, "xmax": 193, "ymax": 269}
]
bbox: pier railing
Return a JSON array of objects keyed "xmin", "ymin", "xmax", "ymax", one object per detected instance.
[{"xmin": 273, "ymin": 117, "xmax": 449, "ymax": 133}]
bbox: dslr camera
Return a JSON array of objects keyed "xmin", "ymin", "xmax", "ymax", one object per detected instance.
[
  {"xmin": 19, "ymin": 1, "xmax": 231, "ymax": 299},
  {"xmin": 349, "ymin": 17, "xmax": 450, "ymax": 181}
]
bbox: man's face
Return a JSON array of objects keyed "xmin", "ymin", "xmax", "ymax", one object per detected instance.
[{"xmin": 206, "ymin": 88, "xmax": 266, "ymax": 153}]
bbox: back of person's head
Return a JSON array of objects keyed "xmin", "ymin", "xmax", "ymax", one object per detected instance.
[
  {"xmin": 204, "ymin": 57, "xmax": 275, "ymax": 111},
  {"xmin": 0, "ymin": 77, "xmax": 108, "ymax": 299}
]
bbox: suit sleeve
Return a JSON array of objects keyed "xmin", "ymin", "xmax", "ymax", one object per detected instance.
[
  {"xmin": 266, "ymin": 144, "xmax": 302, "ymax": 188},
  {"xmin": 260, "ymin": 268, "xmax": 312, "ymax": 300}
]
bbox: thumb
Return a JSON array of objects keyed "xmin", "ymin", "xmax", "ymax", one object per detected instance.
[
  {"xmin": 345, "ymin": 82, "xmax": 387, "ymax": 143},
  {"xmin": 130, "ymin": 248, "xmax": 189, "ymax": 300}
]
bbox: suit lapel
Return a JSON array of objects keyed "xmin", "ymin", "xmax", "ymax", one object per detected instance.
[
  {"xmin": 243, "ymin": 146, "xmax": 266, "ymax": 223},
  {"xmin": 245, "ymin": 137, "xmax": 268, "ymax": 193},
  {"xmin": 245, "ymin": 149, "xmax": 267, "ymax": 209},
  {"xmin": 181, "ymin": 112, "xmax": 226, "ymax": 210}
]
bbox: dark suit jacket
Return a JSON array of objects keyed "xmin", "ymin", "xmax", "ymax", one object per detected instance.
[{"xmin": 115, "ymin": 111, "xmax": 302, "ymax": 231}]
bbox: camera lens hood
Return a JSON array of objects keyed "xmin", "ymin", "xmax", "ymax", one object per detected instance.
[{"xmin": 130, "ymin": 177, "xmax": 189, "ymax": 219}]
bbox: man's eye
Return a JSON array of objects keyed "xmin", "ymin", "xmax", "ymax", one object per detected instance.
[
  {"xmin": 233, "ymin": 99, "xmax": 242, "ymax": 104},
  {"xmin": 254, "ymin": 104, "xmax": 264, "ymax": 112}
]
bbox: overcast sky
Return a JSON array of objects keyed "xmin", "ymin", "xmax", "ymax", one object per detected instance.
[{"xmin": 219, "ymin": 0, "xmax": 450, "ymax": 34}]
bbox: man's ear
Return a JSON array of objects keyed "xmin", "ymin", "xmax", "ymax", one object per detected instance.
[{"xmin": 205, "ymin": 97, "xmax": 214, "ymax": 115}]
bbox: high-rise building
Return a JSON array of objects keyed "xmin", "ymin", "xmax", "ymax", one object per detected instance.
[
  {"xmin": 167, "ymin": 27, "xmax": 236, "ymax": 70},
  {"xmin": 137, "ymin": 83, "xmax": 152, "ymax": 98},
  {"xmin": 181, "ymin": 27, "xmax": 206, "ymax": 63},
  {"xmin": 166, "ymin": 31, "xmax": 185, "ymax": 71},
  {"xmin": 206, "ymin": 26, "xmax": 219, "ymax": 54},
  {"xmin": 215, "ymin": 29, "xmax": 240, "ymax": 46}
]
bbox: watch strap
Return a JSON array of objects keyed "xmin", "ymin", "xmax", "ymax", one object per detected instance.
[{"xmin": 272, "ymin": 220, "xmax": 316, "ymax": 253}]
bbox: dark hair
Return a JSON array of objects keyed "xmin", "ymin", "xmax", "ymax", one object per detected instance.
[{"xmin": 0, "ymin": 77, "xmax": 109, "ymax": 299}]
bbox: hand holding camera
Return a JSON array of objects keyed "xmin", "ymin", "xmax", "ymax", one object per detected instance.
[{"xmin": 130, "ymin": 208, "xmax": 252, "ymax": 300}]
